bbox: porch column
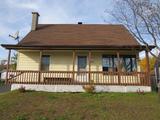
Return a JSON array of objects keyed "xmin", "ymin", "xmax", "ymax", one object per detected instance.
[
  {"xmin": 38, "ymin": 51, "xmax": 42, "ymax": 83},
  {"xmin": 136, "ymin": 52, "xmax": 140, "ymax": 72},
  {"xmin": 88, "ymin": 51, "xmax": 91, "ymax": 83},
  {"xmin": 117, "ymin": 52, "xmax": 121, "ymax": 85},
  {"xmin": 72, "ymin": 50, "xmax": 75, "ymax": 80},
  {"xmin": 5, "ymin": 49, "xmax": 11, "ymax": 84},
  {"xmin": 145, "ymin": 50, "xmax": 150, "ymax": 86}
]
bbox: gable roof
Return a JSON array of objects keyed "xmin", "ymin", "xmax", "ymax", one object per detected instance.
[
  {"xmin": 1, "ymin": 24, "xmax": 155, "ymax": 50},
  {"xmin": 18, "ymin": 24, "xmax": 140, "ymax": 46}
]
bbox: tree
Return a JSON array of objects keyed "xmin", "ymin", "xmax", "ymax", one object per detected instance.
[
  {"xmin": 139, "ymin": 56, "xmax": 156, "ymax": 72},
  {"xmin": 10, "ymin": 53, "xmax": 17, "ymax": 70},
  {"xmin": 0, "ymin": 65, "xmax": 5, "ymax": 71},
  {"xmin": 107, "ymin": 0, "xmax": 160, "ymax": 57}
]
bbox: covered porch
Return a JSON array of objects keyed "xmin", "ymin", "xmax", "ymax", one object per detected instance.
[{"xmin": 4, "ymin": 46, "xmax": 151, "ymax": 86}]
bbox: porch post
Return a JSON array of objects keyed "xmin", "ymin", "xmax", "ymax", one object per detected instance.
[
  {"xmin": 38, "ymin": 51, "xmax": 42, "ymax": 83},
  {"xmin": 72, "ymin": 50, "xmax": 75, "ymax": 80},
  {"xmin": 88, "ymin": 50, "xmax": 91, "ymax": 83},
  {"xmin": 136, "ymin": 52, "xmax": 139, "ymax": 71},
  {"xmin": 145, "ymin": 50, "xmax": 150, "ymax": 86},
  {"xmin": 5, "ymin": 49, "xmax": 11, "ymax": 84},
  {"xmin": 117, "ymin": 52, "xmax": 121, "ymax": 85}
]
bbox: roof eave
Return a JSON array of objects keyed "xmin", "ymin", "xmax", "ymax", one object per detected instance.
[{"xmin": 1, "ymin": 44, "xmax": 155, "ymax": 51}]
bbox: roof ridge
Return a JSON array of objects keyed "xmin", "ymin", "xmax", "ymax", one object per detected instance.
[{"xmin": 38, "ymin": 24, "xmax": 124, "ymax": 26}]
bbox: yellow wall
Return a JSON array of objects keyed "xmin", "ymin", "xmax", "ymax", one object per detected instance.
[
  {"xmin": 17, "ymin": 51, "xmax": 40, "ymax": 70},
  {"xmin": 49, "ymin": 51, "xmax": 73, "ymax": 71},
  {"xmin": 17, "ymin": 50, "xmax": 138, "ymax": 71}
]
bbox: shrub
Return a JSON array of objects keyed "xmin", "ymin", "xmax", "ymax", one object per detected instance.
[
  {"xmin": 83, "ymin": 85, "xmax": 95, "ymax": 93},
  {"xmin": 136, "ymin": 88, "xmax": 145, "ymax": 95},
  {"xmin": 16, "ymin": 115, "xmax": 27, "ymax": 120},
  {"xmin": 18, "ymin": 86, "xmax": 26, "ymax": 93},
  {"xmin": 38, "ymin": 116, "xmax": 48, "ymax": 120},
  {"xmin": 0, "ymin": 80, "xmax": 4, "ymax": 86}
]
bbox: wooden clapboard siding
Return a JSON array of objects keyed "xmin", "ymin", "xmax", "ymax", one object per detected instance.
[
  {"xmin": 17, "ymin": 51, "xmax": 40, "ymax": 70},
  {"xmin": 17, "ymin": 50, "xmax": 139, "ymax": 72},
  {"xmin": 50, "ymin": 51, "xmax": 73, "ymax": 71}
]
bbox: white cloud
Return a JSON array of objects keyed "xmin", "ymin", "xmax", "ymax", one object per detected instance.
[
  {"xmin": 4, "ymin": 0, "xmax": 41, "ymax": 10},
  {"xmin": 0, "ymin": 0, "xmax": 114, "ymax": 59},
  {"xmin": 15, "ymin": 3, "xmax": 39, "ymax": 10},
  {"xmin": 0, "ymin": 24, "xmax": 13, "ymax": 36}
]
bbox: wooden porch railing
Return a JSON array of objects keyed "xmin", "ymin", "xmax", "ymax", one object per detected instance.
[{"xmin": 6, "ymin": 70, "xmax": 150, "ymax": 86}]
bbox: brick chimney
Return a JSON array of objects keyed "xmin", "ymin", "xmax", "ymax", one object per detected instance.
[
  {"xmin": 78, "ymin": 22, "xmax": 82, "ymax": 24},
  {"xmin": 31, "ymin": 12, "xmax": 40, "ymax": 31}
]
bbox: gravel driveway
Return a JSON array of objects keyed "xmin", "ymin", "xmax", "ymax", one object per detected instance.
[{"xmin": 0, "ymin": 84, "xmax": 11, "ymax": 93}]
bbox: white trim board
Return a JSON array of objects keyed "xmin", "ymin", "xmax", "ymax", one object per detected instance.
[{"xmin": 11, "ymin": 84, "xmax": 151, "ymax": 93}]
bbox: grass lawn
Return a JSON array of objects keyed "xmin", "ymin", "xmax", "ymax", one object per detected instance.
[
  {"xmin": 0, "ymin": 80, "xmax": 4, "ymax": 86},
  {"xmin": 0, "ymin": 91, "xmax": 160, "ymax": 120}
]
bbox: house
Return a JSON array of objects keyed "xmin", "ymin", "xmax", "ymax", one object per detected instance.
[
  {"xmin": 0, "ymin": 63, "xmax": 7, "ymax": 81},
  {"xmin": 0, "ymin": 60, "xmax": 15, "ymax": 81},
  {"xmin": 1, "ymin": 12, "xmax": 155, "ymax": 92},
  {"xmin": 0, "ymin": 70, "xmax": 6, "ymax": 81},
  {"xmin": 0, "ymin": 60, "xmax": 7, "ymax": 65}
]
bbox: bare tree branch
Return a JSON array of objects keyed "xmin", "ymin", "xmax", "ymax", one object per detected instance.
[{"xmin": 107, "ymin": 0, "xmax": 160, "ymax": 58}]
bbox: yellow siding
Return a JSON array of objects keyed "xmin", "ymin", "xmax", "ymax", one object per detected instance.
[
  {"xmin": 91, "ymin": 52, "xmax": 102, "ymax": 71},
  {"xmin": 50, "ymin": 52, "xmax": 73, "ymax": 71},
  {"xmin": 17, "ymin": 50, "xmax": 138, "ymax": 71},
  {"xmin": 17, "ymin": 51, "xmax": 40, "ymax": 70}
]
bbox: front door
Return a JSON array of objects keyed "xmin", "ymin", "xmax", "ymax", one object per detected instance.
[
  {"xmin": 78, "ymin": 56, "xmax": 87, "ymax": 71},
  {"xmin": 77, "ymin": 56, "xmax": 88, "ymax": 82}
]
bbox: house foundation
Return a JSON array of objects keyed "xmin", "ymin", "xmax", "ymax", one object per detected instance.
[{"xmin": 11, "ymin": 84, "xmax": 151, "ymax": 93}]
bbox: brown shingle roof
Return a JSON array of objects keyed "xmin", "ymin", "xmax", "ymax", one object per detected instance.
[{"xmin": 18, "ymin": 24, "xmax": 140, "ymax": 46}]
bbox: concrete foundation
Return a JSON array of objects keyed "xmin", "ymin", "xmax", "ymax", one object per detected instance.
[{"xmin": 11, "ymin": 84, "xmax": 151, "ymax": 92}]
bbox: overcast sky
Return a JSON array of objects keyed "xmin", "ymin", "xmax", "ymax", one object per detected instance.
[{"xmin": 0, "ymin": 0, "xmax": 116, "ymax": 60}]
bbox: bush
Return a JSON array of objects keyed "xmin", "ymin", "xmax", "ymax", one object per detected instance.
[
  {"xmin": 15, "ymin": 115, "xmax": 27, "ymax": 120},
  {"xmin": 18, "ymin": 86, "xmax": 26, "ymax": 93},
  {"xmin": 83, "ymin": 85, "xmax": 95, "ymax": 93},
  {"xmin": 136, "ymin": 88, "xmax": 145, "ymax": 95},
  {"xmin": 0, "ymin": 80, "xmax": 4, "ymax": 86},
  {"xmin": 38, "ymin": 116, "xmax": 48, "ymax": 120}
]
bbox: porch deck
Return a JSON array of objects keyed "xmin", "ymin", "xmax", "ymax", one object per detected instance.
[{"xmin": 6, "ymin": 70, "xmax": 149, "ymax": 86}]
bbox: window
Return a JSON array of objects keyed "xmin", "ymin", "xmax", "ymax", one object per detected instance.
[
  {"xmin": 102, "ymin": 55, "xmax": 137, "ymax": 72},
  {"xmin": 120, "ymin": 56, "xmax": 137, "ymax": 72},
  {"xmin": 78, "ymin": 56, "xmax": 87, "ymax": 71},
  {"xmin": 41, "ymin": 55, "xmax": 50, "ymax": 71},
  {"xmin": 102, "ymin": 55, "xmax": 118, "ymax": 72}
]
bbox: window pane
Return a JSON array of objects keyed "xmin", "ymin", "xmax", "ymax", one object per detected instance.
[
  {"xmin": 41, "ymin": 55, "xmax": 50, "ymax": 71},
  {"xmin": 102, "ymin": 57, "xmax": 112, "ymax": 67},
  {"xmin": 102, "ymin": 55, "xmax": 137, "ymax": 72},
  {"xmin": 120, "ymin": 57, "xmax": 131, "ymax": 72},
  {"xmin": 113, "ymin": 57, "xmax": 118, "ymax": 71},
  {"xmin": 132, "ymin": 58, "xmax": 137, "ymax": 71},
  {"xmin": 102, "ymin": 56, "xmax": 113, "ymax": 72},
  {"xmin": 120, "ymin": 56, "xmax": 137, "ymax": 72},
  {"xmin": 78, "ymin": 56, "xmax": 87, "ymax": 71},
  {"xmin": 120, "ymin": 58, "xmax": 125, "ymax": 72},
  {"xmin": 125, "ymin": 58, "xmax": 132, "ymax": 72}
]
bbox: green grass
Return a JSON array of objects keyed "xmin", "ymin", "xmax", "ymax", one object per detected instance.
[
  {"xmin": 0, "ymin": 91, "xmax": 160, "ymax": 120},
  {"xmin": 0, "ymin": 80, "xmax": 4, "ymax": 85}
]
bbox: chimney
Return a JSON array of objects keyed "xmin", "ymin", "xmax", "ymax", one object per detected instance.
[
  {"xmin": 78, "ymin": 22, "xmax": 82, "ymax": 24},
  {"xmin": 31, "ymin": 12, "xmax": 40, "ymax": 31}
]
